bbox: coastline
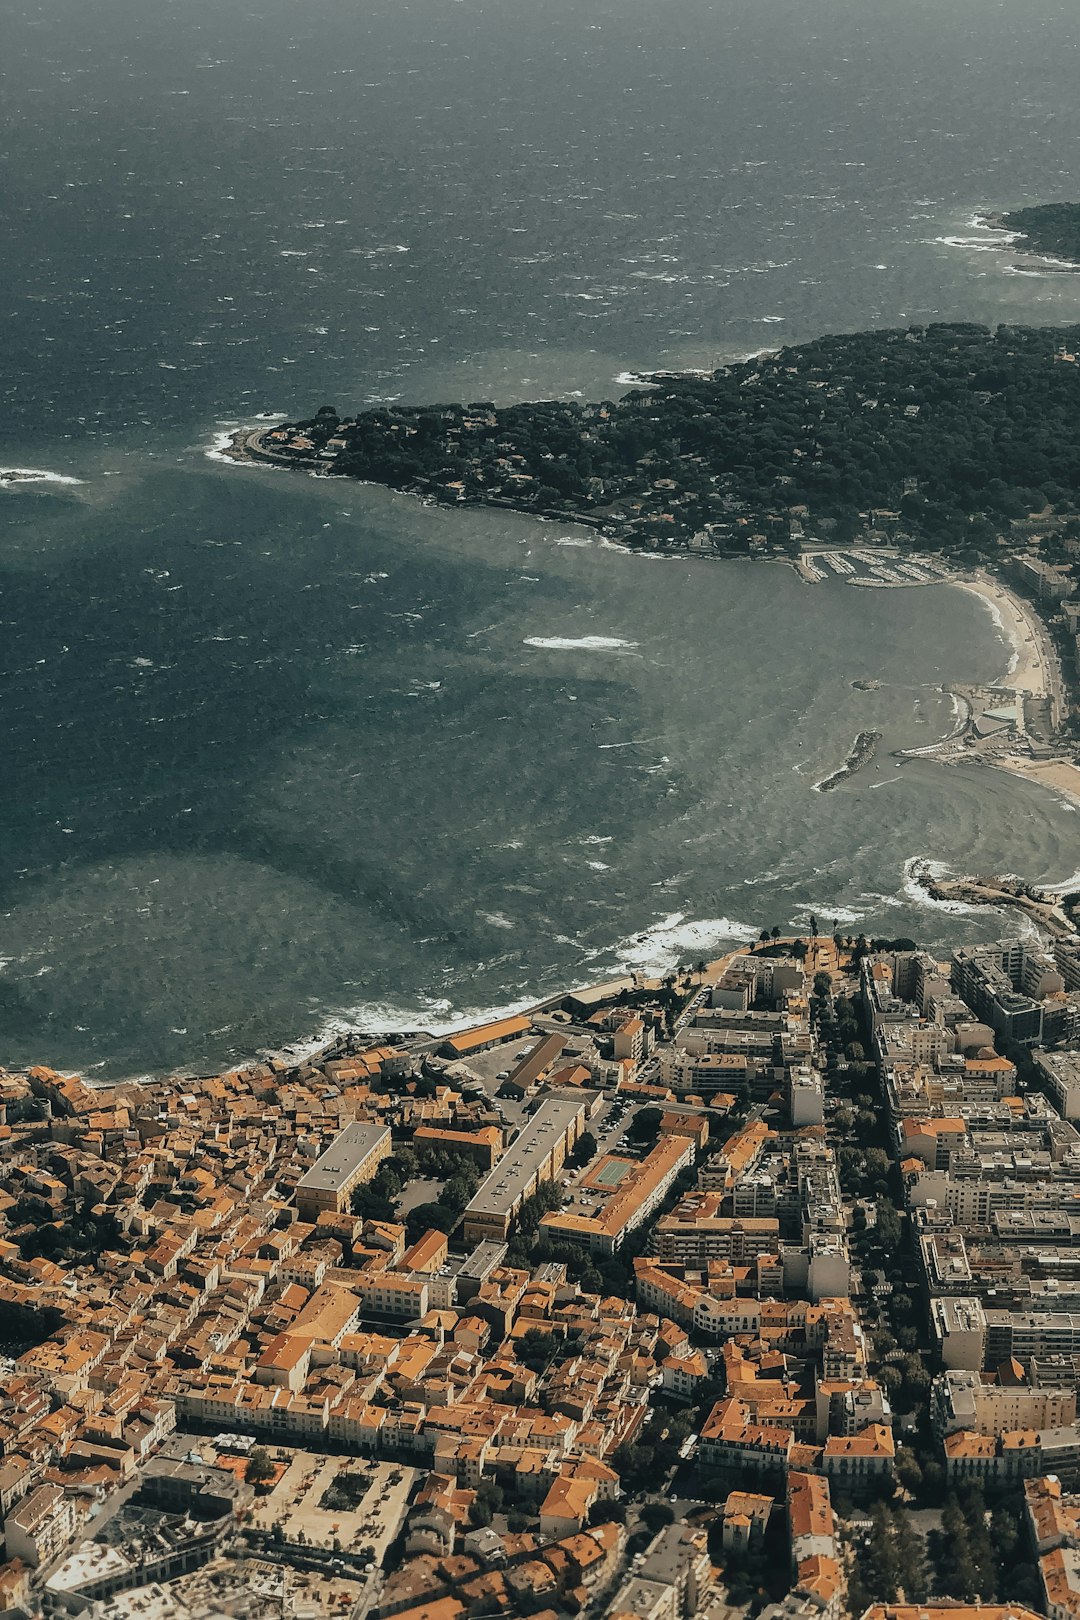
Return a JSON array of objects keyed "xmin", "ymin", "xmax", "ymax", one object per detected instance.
[
  {"xmin": 225, "ymin": 417, "xmax": 1080, "ymax": 818},
  {"xmin": 80, "ymin": 943, "xmax": 758, "ymax": 1091},
  {"xmin": 966, "ymin": 210, "xmax": 1080, "ymax": 273},
  {"xmin": 949, "ymin": 570, "xmax": 1054, "ymax": 701},
  {"xmin": 986, "ymin": 753, "xmax": 1080, "ymax": 812},
  {"xmin": 929, "ymin": 569, "xmax": 1080, "ymax": 807}
]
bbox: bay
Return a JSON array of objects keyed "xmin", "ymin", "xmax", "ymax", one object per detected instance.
[{"xmin": 4, "ymin": 0, "xmax": 1080, "ymax": 1078}]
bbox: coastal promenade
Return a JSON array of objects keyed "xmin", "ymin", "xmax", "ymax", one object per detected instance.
[
  {"xmin": 898, "ymin": 566, "xmax": 1080, "ymax": 811},
  {"xmin": 955, "ymin": 570, "xmax": 1065, "ymax": 727}
]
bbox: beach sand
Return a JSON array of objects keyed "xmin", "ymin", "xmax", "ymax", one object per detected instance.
[
  {"xmin": 943, "ymin": 570, "xmax": 1080, "ymax": 813},
  {"xmin": 991, "ymin": 754, "xmax": 1080, "ymax": 812},
  {"xmin": 951, "ymin": 571, "xmax": 1050, "ymax": 698}
]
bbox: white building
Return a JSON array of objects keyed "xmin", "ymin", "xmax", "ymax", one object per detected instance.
[{"xmin": 4, "ymin": 1483, "xmax": 77, "ymax": 1568}]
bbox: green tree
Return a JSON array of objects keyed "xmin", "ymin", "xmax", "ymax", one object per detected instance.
[
  {"xmin": 568, "ymin": 1130, "xmax": 598, "ymax": 1168},
  {"xmin": 246, "ymin": 1447, "xmax": 275, "ymax": 1486},
  {"xmin": 589, "ymin": 1499, "xmax": 628, "ymax": 1526},
  {"xmin": 640, "ymin": 1501, "xmax": 675, "ymax": 1534},
  {"xmin": 405, "ymin": 1201, "xmax": 459, "ymax": 1241},
  {"xmin": 628, "ymin": 1106, "xmax": 663, "ymax": 1145}
]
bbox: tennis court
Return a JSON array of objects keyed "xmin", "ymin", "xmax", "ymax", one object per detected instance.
[{"xmin": 589, "ymin": 1156, "xmax": 634, "ymax": 1188}]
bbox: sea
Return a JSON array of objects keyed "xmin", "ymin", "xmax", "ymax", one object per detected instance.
[{"xmin": 5, "ymin": 0, "xmax": 1080, "ymax": 1081}]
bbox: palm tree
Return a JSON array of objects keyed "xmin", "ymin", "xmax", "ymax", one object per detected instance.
[{"xmin": 770, "ymin": 926, "xmax": 781, "ymax": 943}]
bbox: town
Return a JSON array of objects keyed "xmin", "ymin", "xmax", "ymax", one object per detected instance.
[{"xmin": 5, "ymin": 927, "xmax": 1080, "ymax": 1619}]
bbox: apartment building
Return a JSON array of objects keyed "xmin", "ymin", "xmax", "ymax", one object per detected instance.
[
  {"xmin": 4, "ymin": 1483, "xmax": 77, "ymax": 1568},
  {"xmin": 539, "ymin": 1133, "xmax": 695, "ymax": 1256},
  {"xmin": 462, "ymin": 1095, "xmax": 585, "ymax": 1242},
  {"xmin": 1037, "ymin": 1050, "xmax": 1080, "ymax": 1123},
  {"xmin": 295, "ymin": 1121, "xmax": 392, "ymax": 1220},
  {"xmin": 930, "ymin": 1368, "xmax": 1076, "ymax": 1438}
]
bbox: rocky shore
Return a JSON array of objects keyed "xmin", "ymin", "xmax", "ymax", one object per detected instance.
[{"xmin": 815, "ymin": 730, "xmax": 882, "ymax": 793}]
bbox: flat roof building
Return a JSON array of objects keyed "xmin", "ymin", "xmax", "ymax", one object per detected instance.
[
  {"xmin": 295, "ymin": 1121, "xmax": 391, "ymax": 1220},
  {"xmin": 462, "ymin": 1095, "xmax": 585, "ymax": 1242},
  {"xmin": 456, "ymin": 1240, "xmax": 508, "ymax": 1302}
]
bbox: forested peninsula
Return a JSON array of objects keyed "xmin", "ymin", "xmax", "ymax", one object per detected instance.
[
  {"xmin": 233, "ymin": 322, "xmax": 1080, "ymax": 556},
  {"xmin": 1002, "ymin": 202, "xmax": 1080, "ymax": 266}
]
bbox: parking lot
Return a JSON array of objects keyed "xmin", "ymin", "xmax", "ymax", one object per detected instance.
[{"xmin": 432, "ymin": 1030, "xmax": 650, "ymax": 1226}]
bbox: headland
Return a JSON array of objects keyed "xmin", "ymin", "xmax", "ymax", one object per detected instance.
[
  {"xmin": 992, "ymin": 201, "xmax": 1080, "ymax": 270},
  {"xmin": 224, "ymin": 321, "xmax": 1080, "ymax": 561},
  {"xmin": 224, "ymin": 320, "xmax": 1080, "ymax": 813}
]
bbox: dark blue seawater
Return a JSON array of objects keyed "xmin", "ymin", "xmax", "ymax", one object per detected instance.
[{"xmin": 4, "ymin": 0, "xmax": 1080, "ymax": 1078}]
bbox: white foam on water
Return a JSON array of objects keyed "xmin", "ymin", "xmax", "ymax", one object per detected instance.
[
  {"xmin": 1, "ymin": 467, "xmax": 85, "ymax": 488},
  {"xmin": 900, "ymin": 856, "xmax": 983, "ymax": 915},
  {"xmin": 204, "ymin": 431, "xmax": 242, "ymax": 465},
  {"xmin": 479, "ymin": 911, "xmax": 515, "ymax": 931},
  {"xmin": 284, "ymin": 986, "xmax": 556, "ymax": 1061},
  {"xmin": 598, "ymin": 911, "xmax": 752, "ymax": 974},
  {"xmin": 935, "ymin": 233, "xmax": 1020, "ymax": 252},
  {"xmin": 523, "ymin": 635, "xmax": 639, "ymax": 652},
  {"xmin": 799, "ymin": 903, "xmax": 863, "ymax": 926},
  {"xmin": 857, "ymin": 891, "xmax": 905, "ymax": 911}
]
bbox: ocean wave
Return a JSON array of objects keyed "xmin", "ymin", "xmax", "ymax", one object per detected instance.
[
  {"xmin": 934, "ymin": 233, "xmax": 1019, "ymax": 252},
  {"xmin": 798, "ymin": 903, "xmax": 864, "ymax": 926},
  {"xmin": 1002, "ymin": 265, "xmax": 1080, "ymax": 277},
  {"xmin": 1, "ymin": 467, "xmax": 85, "ymax": 489},
  {"xmin": 269, "ymin": 988, "xmax": 543, "ymax": 1064},
  {"xmin": 599, "ymin": 911, "xmax": 751, "ymax": 974},
  {"xmin": 204, "ymin": 431, "xmax": 242, "ymax": 465},
  {"xmin": 523, "ymin": 635, "xmax": 639, "ymax": 652},
  {"xmin": 856, "ymin": 891, "xmax": 905, "ymax": 911},
  {"xmin": 478, "ymin": 911, "xmax": 515, "ymax": 931},
  {"xmin": 900, "ymin": 856, "xmax": 983, "ymax": 915}
]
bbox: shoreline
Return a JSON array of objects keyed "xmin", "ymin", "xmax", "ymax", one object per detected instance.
[
  {"xmin": 949, "ymin": 571, "xmax": 1055, "ymax": 702},
  {"xmin": 59, "ymin": 412, "xmax": 1071, "ymax": 1085},
  {"xmin": 986, "ymin": 753, "xmax": 1080, "ymax": 812},
  {"xmin": 914, "ymin": 568, "xmax": 1080, "ymax": 809},
  {"xmin": 78, "ymin": 942, "xmax": 758, "ymax": 1091},
  {"xmin": 966, "ymin": 210, "xmax": 1080, "ymax": 273}
]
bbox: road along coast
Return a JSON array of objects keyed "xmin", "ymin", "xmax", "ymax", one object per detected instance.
[{"xmin": 899, "ymin": 567, "xmax": 1080, "ymax": 810}]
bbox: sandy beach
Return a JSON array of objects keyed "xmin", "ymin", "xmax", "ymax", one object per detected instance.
[
  {"xmin": 944, "ymin": 570, "xmax": 1080, "ymax": 814},
  {"xmin": 990, "ymin": 754, "xmax": 1080, "ymax": 813},
  {"xmin": 951, "ymin": 571, "xmax": 1053, "ymax": 699}
]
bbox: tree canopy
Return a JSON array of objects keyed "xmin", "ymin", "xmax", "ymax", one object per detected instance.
[{"xmin": 277, "ymin": 322, "xmax": 1080, "ymax": 556}]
